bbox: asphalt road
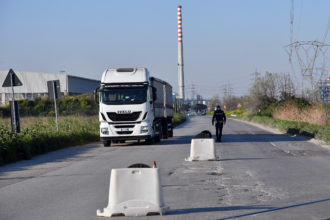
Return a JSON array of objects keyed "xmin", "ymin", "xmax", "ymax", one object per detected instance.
[{"xmin": 1, "ymin": 116, "xmax": 330, "ymax": 220}]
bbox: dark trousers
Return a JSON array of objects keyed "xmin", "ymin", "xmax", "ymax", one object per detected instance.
[{"xmin": 215, "ymin": 122, "xmax": 223, "ymax": 141}]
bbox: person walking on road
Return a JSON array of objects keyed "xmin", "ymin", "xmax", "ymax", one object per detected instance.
[{"xmin": 212, "ymin": 105, "xmax": 226, "ymax": 141}]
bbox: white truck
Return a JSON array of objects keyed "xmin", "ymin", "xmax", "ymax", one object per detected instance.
[{"xmin": 95, "ymin": 68, "xmax": 173, "ymax": 147}]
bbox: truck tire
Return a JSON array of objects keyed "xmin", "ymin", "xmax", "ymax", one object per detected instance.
[
  {"xmin": 168, "ymin": 120, "xmax": 173, "ymax": 137},
  {"xmin": 145, "ymin": 138, "xmax": 154, "ymax": 145},
  {"xmin": 153, "ymin": 121, "xmax": 161, "ymax": 142},
  {"xmin": 162, "ymin": 120, "xmax": 168, "ymax": 139},
  {"xmin": 168, "ymin": 129, "xmax": 173, "ymax": 137},
  {"xmin": 103, "ymin": 140, "xmax": 111, "ymax": 147}
]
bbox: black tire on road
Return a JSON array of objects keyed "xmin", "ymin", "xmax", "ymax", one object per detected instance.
[{"xmin": 103, "ymin": 140, "xmax": 111, "ymax": 147}]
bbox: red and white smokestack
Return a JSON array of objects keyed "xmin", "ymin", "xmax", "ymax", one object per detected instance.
[
  {"xmin": 177, "ymin": 6, "xmax": 182, "ymax": 43},
  {"xmin": 177, "ymin": 5, "xmax": 185, "ymax": 100}
]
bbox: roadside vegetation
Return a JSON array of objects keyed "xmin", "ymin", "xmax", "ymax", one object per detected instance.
[
  {"xmin": 209, "ymin": 71, "xmax": 330, "ymax": 144},
  {"xmin": 0, "ymin": 94, "xmax": 98, "ymax": 117},
  {"xmin": 226, "ymin": 110, "xmax": 330, "ymax": 143},
  {"xmin": 0, "ymin": 93, "xmax": 186, "ymax": 165},
  {"xmin": 0, "ymin": 116, "xmax": 99, "ymax": 165},
  {"xmin": 173, "ymin": 112, "xmax": 186, "ymax": 127}
]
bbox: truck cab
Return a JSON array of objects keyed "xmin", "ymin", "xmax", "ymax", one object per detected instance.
[{"xmin": 96, "ymin": 68, "xmax": 173, "ymax": 147}]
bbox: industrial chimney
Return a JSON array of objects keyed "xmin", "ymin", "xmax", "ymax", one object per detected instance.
[{"xmin": 177, "ymin": 5, "xmax": 185, "ymax": 101}]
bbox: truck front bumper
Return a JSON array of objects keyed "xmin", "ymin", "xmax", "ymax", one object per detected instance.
[{"xmin": 100, "ymin": 135, "xmax": 151, "ymax": 142}]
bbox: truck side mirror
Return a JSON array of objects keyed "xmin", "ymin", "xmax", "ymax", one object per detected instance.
[
  {"xmin": 152, "ymin": 87, "xmax": 157, "ymax": 101},
  {"xmin": 93, "ymin": 87, "xmax": 99, "ymax": 103}
]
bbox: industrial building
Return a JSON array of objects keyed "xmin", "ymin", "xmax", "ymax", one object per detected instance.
[{"xmin": 0, "ymin": 70, "xmax": 100, "ymax": 105}]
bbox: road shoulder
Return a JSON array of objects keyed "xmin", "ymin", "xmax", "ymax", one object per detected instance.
[{"xmin": 229, "ymin": 118, "xmax": 330, "ymax": 150}]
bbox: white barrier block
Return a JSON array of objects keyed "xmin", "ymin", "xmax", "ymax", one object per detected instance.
[
  {"xmin": 97, "ymin": 168, "xmax": 168, "ymax": 217},
  {"xmin": 185, "ymin": 138, "xmax": 217, "ymax": 161}
]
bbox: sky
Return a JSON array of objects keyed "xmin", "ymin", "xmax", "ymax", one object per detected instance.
[{"xmin": 0, "ymin": 0, "xmax": 329, "ymax": 99}]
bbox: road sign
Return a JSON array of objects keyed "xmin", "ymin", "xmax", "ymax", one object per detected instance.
[
  {"xmin": 2, "ymin": 69, "xmax": 22, "ymax": 133},
  {"xmin": 47, "ymin": 80, "xmax": 61, "ymax": 100},
  {"xmin": 2, "ymin": 69, "xmax": 23, "ymax": 87},
  {"xmin": 10, "ymin": 101, "xmax": 20, "ymax": 133},
  {"xmin": 47, "ymin": 80, "xmax": 60, "ymax": 132}
]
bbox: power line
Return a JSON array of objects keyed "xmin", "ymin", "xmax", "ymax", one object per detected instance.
[
  {"xmin": 285, "ymin": 1, "xmax": 330, "ymax": 97},
  {"xmin": 322, "ymin": 17, "xmax": 330, "ymax": 43}
]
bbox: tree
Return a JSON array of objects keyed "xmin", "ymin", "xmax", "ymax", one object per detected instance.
[
  {"xmin": 208, "ymin": 95, "xmax": 221, "ymax": 111},
  {"xmin": 249, "ymin": 72, "xmax": 278, "ymax": 113},
  {"xmin": 276, "ymin": 73, "xmax": 295, "ymax": 100},
  {"xmin": 192, "ymin": 104, "xmax": 207, "ymax": 112}
]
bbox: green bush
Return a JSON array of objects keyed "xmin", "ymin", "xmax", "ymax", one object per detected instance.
[
  {"xmin": 0, "ymin": 93, "xmax": 98, "ymax": 117},
  {"xmin": 0, "ymin": 116, "xmax": 99, "ymax": 165},
  {"xmin": 173, "ymin": 113, "xmax": 186, "ymax": 127},
  {"xmin": 226, "ymin": 108, "xmax": 244, "ymax": 117}
]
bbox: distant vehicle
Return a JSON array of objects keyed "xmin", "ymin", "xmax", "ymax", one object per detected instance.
[{"xmin": 94, "ymin": 68, "xmax": 173, "ymax": 147}]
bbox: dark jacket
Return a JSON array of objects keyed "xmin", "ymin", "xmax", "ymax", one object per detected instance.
[{"xmin": 212, "ymin": 109, "xmax": 226, "ymax": 125}]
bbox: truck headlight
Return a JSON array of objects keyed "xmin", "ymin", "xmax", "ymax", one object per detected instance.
[
  {"xmin": 140, "ymin": 126, "xmax": 149, "ymax": 133},
  {"xmin": 101, "ymin": 127, "xmax": 109, "ymax": 135}
]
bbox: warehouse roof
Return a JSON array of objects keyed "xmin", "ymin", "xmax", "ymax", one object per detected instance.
[{"xmin": 0, "ymin": 70, "xmax": 99, "ymax": 94}]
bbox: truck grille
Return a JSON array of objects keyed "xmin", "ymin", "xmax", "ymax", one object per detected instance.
[
  {"xmin": 107, "ymin": 112, "xmax": 141, "ymax": 122},
  {"xmin": 114, "ymin": 125, "xmax": 135, "ymax": 128},
  {"xmin": 117, "ymin": 131, "xmax": 133, "ymax": 135}
]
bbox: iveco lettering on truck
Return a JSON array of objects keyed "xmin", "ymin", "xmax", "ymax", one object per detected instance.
[{"xmin": 94, "ymin": 68, "xmax": 173, "ymax": 146}]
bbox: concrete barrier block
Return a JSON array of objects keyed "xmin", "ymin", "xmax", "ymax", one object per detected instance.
[
  {"xmin": 97, "ymin": 168, "xmax": 168, "ymax": 217},
  {"xmin": 186, "ymin": 138, "xmax": 217, "ymax": 161}
]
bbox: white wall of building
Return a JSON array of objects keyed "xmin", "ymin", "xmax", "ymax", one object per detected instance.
[{"xmin": 0, "ymin": 70, "xmax": 99, "ymax": 105}]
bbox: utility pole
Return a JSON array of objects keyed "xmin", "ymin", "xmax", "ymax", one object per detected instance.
[
  {"xmin": 52, "ymin": 81, "xmax": 59, "ymax": 132},
  {"xmin": 222, "ymin": 82, "xmax": 233, "ymax": 99},
  {"xmin": 191, "ymin": 83, "xmax": 196, "ymax": 100}
]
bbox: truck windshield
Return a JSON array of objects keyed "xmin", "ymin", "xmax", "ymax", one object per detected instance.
[{"xmin": 100, "ymin": 87, "xmax": 148, "ymax": 105}]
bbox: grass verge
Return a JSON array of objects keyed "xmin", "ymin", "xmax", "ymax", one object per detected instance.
[
  {"xmin": 173, "ymin": 112, "xmax": 186, "ymax": 127},
  {"xmin": 0, "ymin": 116, "xmax": 99, "ymax": 165},
  {"xmin": 232, "ymin": 114, "xmax": 330, "ymax": 144}
]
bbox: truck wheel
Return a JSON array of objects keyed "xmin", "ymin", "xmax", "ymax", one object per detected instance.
[
  {"xmin": 158, "ymin": 124, "xmax": 163, "ymax": 140},
  {"xmin": 155, "ymin": 135, "xmax": 160, "ymax": 142},
  {"xmin": 162, "ymin": 121, "xmax": 168, "ymax": 139},
  {"xmin": 168, "ymin": 120, "xmax": 173, "ymax": 137},
  {"xmin": 169, "ymin": 129, "xmax": 173, "ymax": 137},
  {"xmin": 145, "ymin": 138, "xmax": 154, "ymax": 145},
  {"xmin": 153, "ymin": 121, "xmax": 161, "ymax": 142},
  {"xmin": 103, "ymin": 140, "xmax": 111, "ymax": 147}
]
